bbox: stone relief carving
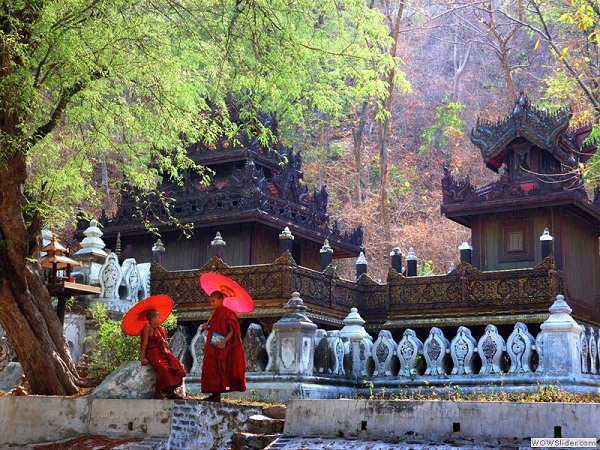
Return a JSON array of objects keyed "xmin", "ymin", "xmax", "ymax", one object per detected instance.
[
  {"xmin": 371, "ymin": 330, "xmax": 398, "ymax": 377},
  {"xmin": 477, "ymin": 324, "xmax": 506, "ymax": 374},
  {"xmin": 190, "ymin": 328, "xmax": 207, "ymax": 375},
  {"xmin": 507, "ymin": 322, "xmax": 536, "ymax": 374},
  {"xmin": 450, "ymin": 326, "xmax": 478, "ymax": 375},
  {"xmin": 397, "ymin": 329, "xmax": 423, "ymax": 377},
  {"xmin": 243, "ymin": 323, "xmax": 268, "ymax": 372},
  {"xmin": 423, "ymin": 327, "xmax": 450, "ymax": 376}
]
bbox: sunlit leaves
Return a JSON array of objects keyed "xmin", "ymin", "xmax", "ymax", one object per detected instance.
[{"xmin": 0, "ymin": 0, "xmax": 395, "ymax": 231}]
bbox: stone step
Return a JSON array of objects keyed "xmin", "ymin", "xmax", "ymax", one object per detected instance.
[
  {"xmin": 262, "ymin": 404, "xmax": 287, "ymax": 420},
  {"xmin": 230, "ymin": 430, "xmax": 282, "ymax": 450},
  {"xmin": 115, "ymin": 434, "xmax": 167, "ymax": 449},
  {"xmin": 263, "ymin": 436, "xmax": 296, "ymax": 449},
  {"xmin": 247, "ymin": 414, "xmax": 285, "ymax": 434}
]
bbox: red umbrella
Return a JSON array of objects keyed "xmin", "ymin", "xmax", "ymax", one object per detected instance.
[
  {"xmin": 199, "ymin": 272, "xmax": 254, "ymax": 313},
  {"xmin": 121, "ymin": 294, "xmax": 174, "ymax": 336}
]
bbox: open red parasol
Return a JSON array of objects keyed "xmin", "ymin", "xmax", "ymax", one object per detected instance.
[
  {"xmin": 121, "ymin": 294, "xmax": 174, "ymax": 336},
  {"xmin": 199, "ymin": 272, "xmax": 254, "ymax": 313}
]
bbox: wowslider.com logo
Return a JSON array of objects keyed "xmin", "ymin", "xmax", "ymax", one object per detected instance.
[{"xmin": 531, "ymin": 438, "xmax": 597, "ymax": 448}]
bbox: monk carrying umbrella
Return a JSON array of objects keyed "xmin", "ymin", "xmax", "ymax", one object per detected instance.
[{"xmin": 199, "ymin": 273, "xmax": 252, "ymax": 402}]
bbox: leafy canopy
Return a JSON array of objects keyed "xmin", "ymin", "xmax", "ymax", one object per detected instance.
[{"xmin": 1, "ymin": 0, "xmax": 395, "ymax": 228}]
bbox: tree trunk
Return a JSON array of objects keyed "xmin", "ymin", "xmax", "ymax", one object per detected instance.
[
  {"xmin": 378, "ymin": 0, "xmax": 404, "ymax": 247},
  {"xmin": 0, "ymin": 151, "xmax": 81, "ymax": 395},
  {"xmin": 352, "ymin": 101, "xmax": 369, "ymax": 205},
  {"xmin": 0, "ymin": 42, "xmax": 81, "ymax": 394}
]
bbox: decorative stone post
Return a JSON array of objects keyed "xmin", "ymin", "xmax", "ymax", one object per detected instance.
[
  {"xmin": 271, "ymin": 292, "xmax": 317, "ymax": 375},
  {"xmin": 279, "ymin": 227, "xmax": 294, "ymax": 255},
  {"xmin": 356, "ymin": 251, "xmax": 367, "ymax": 280},
  {"xmin": 320, "ymin": 239, "xmax": 333, "ymax": 271},
  {"xmin": 406, "ymin": 247, "xmax": 417, "ymax": 277},
  {"xmin": 459, "ymin": 241, "xmax": 472, "ymax": 264},
  {"xmin": 339, "ymin": 307, "xmax": 373, "ymax": 378},
  {"xmin": 539, "ymin": 295, "xmax": 583, "ymax": 377},
  {"xmin": 210, "ymin": 232, "xmax": 226, "ymax": 260},
  {"xmin": 152, "ymin": 238, "xmax": 166, "ymax": 267},
  {"xmin": 540, "ymin": 227, "xmax": 554, "ymax": 260},
  {"xmin": 390, "ymin": 246, "xmax": 402, "ymax": 274},
  {"xmin": 72, "ymin": 219, "xmax": 109, "ymax": 285}
]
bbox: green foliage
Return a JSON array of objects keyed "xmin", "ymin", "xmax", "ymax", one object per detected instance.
[
  {"xmin": 1, "ymin": 0, "xmax": 396, "ymax": 232},
  {"xmin": 419, "ymin": 98, "xmax": 466, "ymax": 153},
  {"xmin": 418, "ymin": 260, "xmax": 435, "ymax": 276},
  {"xmin": 328, "ymin": 144, "xmax": 348, "ymax": 162},
  {"xmin": 86, "ymin": 302, "xmax": 177, "ymax": 377}
]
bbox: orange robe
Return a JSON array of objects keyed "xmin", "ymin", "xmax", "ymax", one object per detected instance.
[
  {"xmin": 201, "ymin": 305, "xmax": 246, "ymax": 393},
  {"xmin": 145, "ymin": 326, "xmax": 186, "ymax": 394}
]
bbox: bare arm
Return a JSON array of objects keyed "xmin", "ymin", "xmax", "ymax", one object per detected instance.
[{"xmin": 140, "ymin": 324, "xmax": 151, "ymax": 365}]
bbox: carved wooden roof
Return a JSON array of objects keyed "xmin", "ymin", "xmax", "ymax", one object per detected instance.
[
  {"xmin": 442, "ymin": 94, "xmax": 600, "ymax": 227},
  {"xmin": 470, "ymin": 94, "xmax": 596, "ymax": 172},
  {"xmin": 95, "ymin": 105, "xmax": 363, "ymax": 257}
]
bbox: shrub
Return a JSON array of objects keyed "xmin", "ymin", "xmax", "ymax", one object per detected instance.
[{"xmin": 86, "ymin": 303, "xmax": 178, "ymax": 377}]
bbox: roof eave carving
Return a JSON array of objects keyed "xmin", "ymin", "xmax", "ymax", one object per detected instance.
[{"xmin": 470, "ymin": 94, "xmax": 572, "ymax": 164}]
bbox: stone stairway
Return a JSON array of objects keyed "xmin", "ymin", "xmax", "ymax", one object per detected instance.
[{"xmin": 230, "ymin": 404, "xmax": 287, "ymax": 450}]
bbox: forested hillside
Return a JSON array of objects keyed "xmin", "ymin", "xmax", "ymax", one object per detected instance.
[{"xmin": 280, "ymin": 0, "xmax": 600, "ymax": 280}]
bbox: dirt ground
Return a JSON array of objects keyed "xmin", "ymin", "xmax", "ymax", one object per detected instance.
[{"xmin": 11, "ymin": 435, "xmax": 144, "ymax": 450}]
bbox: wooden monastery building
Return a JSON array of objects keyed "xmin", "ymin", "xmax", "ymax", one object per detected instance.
[{"xmin": 93, "ymin": 95, "xmax": 600, "ymax": 339}]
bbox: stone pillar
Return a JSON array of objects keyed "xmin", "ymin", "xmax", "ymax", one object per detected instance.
[
  {"xmin": 279, "ymin": 227, "xmax": 294, "ymax": 255},
  {"xmin": 72, "ymin": 219, "xmax": 109, "ymax": 285},
  {"xmin": 406, "ymin": 247, "xmax": 417, "ymax": 277},
  {"xmin": 339, "ymin": 308, "xmax": 372, "ymax": 378},
  {"xmin": 271, "ymin": 292, "xmax": 317, "ymax": 375},
  {"xmin": 540, "ymin": 227, "xmax": 554, "ymax": 260},
  {"xmin": 320, "ymin": 239, "xmax": 333, "ymax": 271},
  {"xmin": 152, "ymin": 239, "xmax": 166, "ymax": 267},
  {"xmin": 539, "ymin": 295, "xmax": 583, "ymax": 377},
  {"xmin": 210, "ymin": 232, "xmax": 226, "ymax": 260},
  {"xmin": 356, "ymin": 251, "xmax": 367, "ymax": 280},
  {"xmin": 390, "ymin": 246, "xmax": 402, "ymax": 274},
  {"xmin": 459, "ymin": 241, "xmax": 472, "ymax": 264}
]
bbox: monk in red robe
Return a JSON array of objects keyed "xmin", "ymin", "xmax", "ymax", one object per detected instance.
[
  {"xmin": 200, "ymin": 291, "xmax": 246, "ymax": 402},
  {"xmin": 140, "ymin": 309, "xmax": 186, "ymax": 399}
]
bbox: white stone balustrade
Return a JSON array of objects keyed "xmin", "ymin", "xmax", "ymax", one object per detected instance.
[
  {"xmin": 397, "ymin": 329, "xmax": 423, "ymax": 377},
  {"xmin": 371, "ymin": 330, "xmax": 397, "ymax": 377}
]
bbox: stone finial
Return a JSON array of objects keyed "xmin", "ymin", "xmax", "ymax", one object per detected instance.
[
  {"xmin": 73, "ymin": 219, "xmax": 108, "ymax": 262},
  {"xmin": 390, "ymin": 246, "xmax": 402, "ymax": 256},
  {"xmin": 279, "ymin": 227, "xmax": 294, "ymax": 255},
  {"xmin": 459, "ymin": 242, "xmax": 472, "ymax": 264},
  {"xmin": 115, "ymin": 232, "xmax": 122, "ymax": 258},
  {"xmin": 211, "ymin": 232, "xmax": 226, "ymax": 247},
  {"xmin": 356, "ymin": 252, "xmax": 367, "ymax": 265},
  {"xmin": 540, "ymin": 227, "xmax": 553, "ymax": 241},
  {"xmin": 340, "ymin": 308, "xmax": 370, "ymax": 341},
  {"xmin": 320, "ymin": 239, "xmax": 333, "ymax": 254},
  {"xmin": 406, "ymin": 247, "xmax": 417, "ymax": 277},
  {"xmin": 152, "ymin": 238, "xmax": 165, "ymax": 252},
  {"xmin": 279, "ymin": 227, "xmax": 294, "ymax": 241},
  {"xmin": 320, "ymin": 239, "xmax": 334, "ymax": 271},
  {"xmin": 390, "ymin": 246, "xmax": 403, "ymax": 274},
  {"xmin": 356, "ymin": 251, "xmax": 367, "ymax": 280},
  {"xmin": 540, "ymin": 227, "xmax": 554, "ymax": 259},
  {"xmin": 211, "ymin": 232, "xmax": 226, "ymax": 260},
  {"xmin": 458, "ymin": 242, "xmax": 473, "ymax": 251},
  {"xmin": 280, "ymin": 292, "xmax": 311, "ymax": 323}
]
